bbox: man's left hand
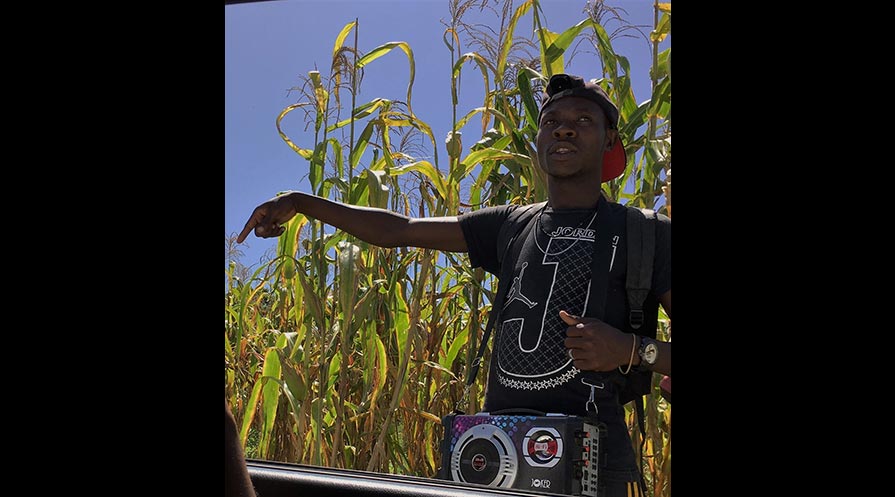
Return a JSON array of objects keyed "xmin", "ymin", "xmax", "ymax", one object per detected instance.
[{"xmin": 560, "ymin": 310, "xmax": 636, "ymax": 372}]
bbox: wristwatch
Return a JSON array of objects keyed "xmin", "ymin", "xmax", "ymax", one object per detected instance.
[{"xmin": 638, "ymin": 336, "xmax": 658, "ymax": 369}]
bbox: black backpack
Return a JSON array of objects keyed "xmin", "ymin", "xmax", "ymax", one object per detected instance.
[{"xmin": 461, "ymin": 199, "xmax": 659, "ymax": 437}]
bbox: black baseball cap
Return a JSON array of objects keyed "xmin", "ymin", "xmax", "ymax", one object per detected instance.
[{"xmin": 539, "ymin": 74, "xmax": 626, "ymax": 182}]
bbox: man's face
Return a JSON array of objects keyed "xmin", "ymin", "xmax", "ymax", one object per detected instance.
[{"xmin": 536, "ymin": 96, "xmax": 615, "ymax": 181}]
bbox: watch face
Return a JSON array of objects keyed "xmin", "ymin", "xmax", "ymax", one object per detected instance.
[{"xmin": 643, "ymin": 342, "xmax": 658, "ymax": 364}]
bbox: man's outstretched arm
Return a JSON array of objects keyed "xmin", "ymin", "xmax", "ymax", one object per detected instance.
[{"xmin": 237, "ymin": 191, "xmax": 468, "ymax": 252}]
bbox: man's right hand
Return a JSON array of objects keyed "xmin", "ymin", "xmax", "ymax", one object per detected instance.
[{"xmin": 236, "ymin": 192, "xmax": 298, "ymax": 243}]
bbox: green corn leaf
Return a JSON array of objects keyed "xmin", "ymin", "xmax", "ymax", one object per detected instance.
[
  {"xmin": 326, "ymin": 98, "xmax": 392, "ymax": 133},
  {"xmin": 337, "ymin": 240, "xmax": 363, "ymax": 311},
  {"xmin": 451, "ymin": 52, "xmax": 494, "ymax": 122},
  {"xmin": 279, "ymin": 352, "xmax": 307, "ymax": 402},
  {"xmin": 328, "ymin": 351, "xmax": 341, "ymax": 382},
  {"xmin": 356, "ymin": 41, "xmax": 415, "ymax": 115},
  {"xmin": 443, "ymin": 327, "xmax": 469, "ymax": 369},
  {"xmin": 590, "ymin": 22, "xmax": 619, "ymax": 81},
  {"xmin": 538, "ymin": 28, "xmax": 562, "ymax": 77},
  {"xmin": 651, "ymin": 48, "xmax": 671, "ymax": 81},
  {"xmin": 238, "ymin": 378, "xmax": 263, "ymax": 447},
  {"xmin": 516, "ymin": 71, "xmax": 541, "ymax": 132},
  {"xmin": 391, "ymin": 285, "xmax": 410, "ymax": 370},
  {"xmin": 497, "ymin": 0, "xmax": 532, "ymax": 79},
  {"xmin": 460, "ymin": 147, "xmax": 530, "ymax": 178},
  {"xmin": 309, "ymin": 141, "xmax": 328, "ymax": 193},
  {"xmin": 387, "ymin": 160, "xmax": 448, "ymax": 201},
  {"xmin": 349, "ymin": 120, "xmax": 376, "ymax": 170},
  {"xmin": 649, "ymin": 77, "xmax": 671, "ymax": 120},
  {"xmin": 332, "ymin": 20, "xmax": 356, "ymax": 57},
  {"xmin": 652, "ymin": 11, "xmax": 671, "ymax": 43},
  {"xmin": 371, "ymin": 330, "xmax": 388, "ymax": 406},
  {"xmin": 308, "ymin": 70, "xmax": 329, "ymax": 123},
  {"xmin": 275, "ymin": 103, "xmax": 314, "ymax": 159},
  {"xmin": 276, "ymin": 211, "xmax": 307, "ymax": 281},
  {"xmin": 365, "ymin": 169, "xmax": 389, "ymax": 209},
  {"xmin": 295, "ymin": 269, "xmax": 325, "ymax": 329},
  {"xmin": 619, "ymin": 99, "xmax": 651, "ymax": 138},
  {"xmin": 259, "ymin": 348, "xmax": 282, "ymax": 458},
  {"xmin": 543, "ymin": 18, "xmax": 592, "ymax": 70},
  {"xmin": 329, "ymin": 139, "xmax": 345, "ymax": 181}
]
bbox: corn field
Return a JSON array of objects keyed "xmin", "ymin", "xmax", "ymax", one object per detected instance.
[{"xmin": 225, "ymin": 0, "xmax": 671, "ymax": 495}]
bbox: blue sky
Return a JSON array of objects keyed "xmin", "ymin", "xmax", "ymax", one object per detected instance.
[{"xmin": 225, "ymin": 0, "xmax": 668, "ymax": 270}]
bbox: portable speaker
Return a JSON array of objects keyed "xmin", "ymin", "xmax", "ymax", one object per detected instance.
[{"xmin": 438, "ymin": 412, "xmax": 605, "ymax": 496}]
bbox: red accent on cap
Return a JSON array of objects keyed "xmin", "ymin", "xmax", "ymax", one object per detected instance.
[{"xmin": 602, "ymin": 139, "xmax": 626, "ymax": 182}]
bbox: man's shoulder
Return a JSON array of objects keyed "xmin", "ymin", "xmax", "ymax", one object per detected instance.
[
  {"xmin": 460, "ymin": 201, "xmax": 544, "ymax": 220},
  {"xmin": 612, "ymin": 202, "xmax": 670, "ymax": 224}
]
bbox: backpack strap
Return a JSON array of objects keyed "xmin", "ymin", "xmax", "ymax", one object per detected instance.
[
  {"xmin": 625, "ymin": 206, "xmax": 657, "ymax": 469},
  {"xmin": 625, "ymin": 207, "xmax": 656, "ymax": 330},
  {"xmin": 456, "ymin": 201, "xmax": 545, "ymax": 413}
]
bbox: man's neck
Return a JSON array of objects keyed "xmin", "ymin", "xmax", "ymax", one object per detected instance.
[{"xmin": 546, "ymin": 181, "xmax": 603, "ymax": 210}]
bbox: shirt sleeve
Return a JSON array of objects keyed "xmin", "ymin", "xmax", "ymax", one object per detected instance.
[{"xmin": 458, "ymin": 204, "xmax": 516, "ymax": 276}]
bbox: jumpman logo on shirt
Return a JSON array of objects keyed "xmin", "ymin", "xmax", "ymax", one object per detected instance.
[{"xmin": 505, "ymin": 262, "xmax": 538, "ymax": 309}]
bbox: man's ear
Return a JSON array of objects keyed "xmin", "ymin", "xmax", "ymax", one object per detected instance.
[{"xmin": 605, "ymin": 128, "xmax": 619, "ymax": 150}]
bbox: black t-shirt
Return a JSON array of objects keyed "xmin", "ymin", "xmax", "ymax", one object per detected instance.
[{"xmin": 458, "ymin": 195, "xmax": 671, "ymax": 473}]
